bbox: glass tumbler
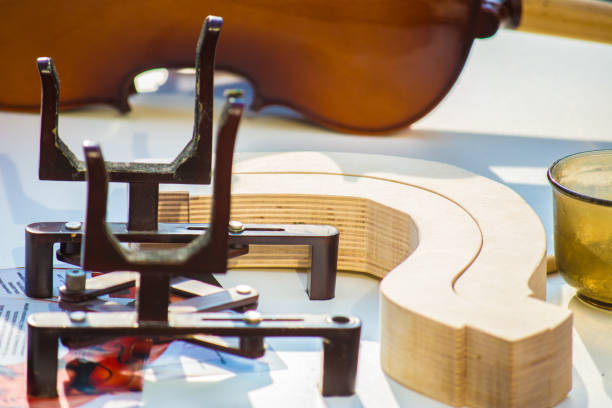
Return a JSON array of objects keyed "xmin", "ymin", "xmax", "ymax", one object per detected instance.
[{"xmin": 549, "ymin": 150, "xmax": 612, "ymax": 308}]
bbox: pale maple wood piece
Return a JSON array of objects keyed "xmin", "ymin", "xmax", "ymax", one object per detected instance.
[
  {"xmin": 189, "ymin": 194, "xmax": 414, "ymax": 275},
  {"xmin": 159, "ymin": 152, "xmax": 572, "ymax": 408},
  {"xmin": 520, "ymin": 0, "xmax": 612, "ymax": 44},
  {"xmin": 158, "ymin": 191, "xmax": 189, "ymax": 223}
]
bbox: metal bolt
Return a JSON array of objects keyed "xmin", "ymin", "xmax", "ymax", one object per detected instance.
[
  {"xmin": 69, "ymin": 311, "xmax": 86, "ymax": 323},
  {"xmin": 65, "ymin": 221, "xmax": 82, "ymax": 231},
  {"xmin": 228, "ymin": 220, "xmax": 244, "ymax": 233},
  {"xmin": 224, "ymin": 89, "xmax": 244, "ymax": 99},
  {"xmin": 243, "ymin": 310, "xmax": 262, "ymax": 325},
  {"xmin": 65, "ymin": 269, "xmax": 86, "ymax": 293},
  {"xmin": 236, "ymin": 284, "xmax": 252, "ymax": 295}
]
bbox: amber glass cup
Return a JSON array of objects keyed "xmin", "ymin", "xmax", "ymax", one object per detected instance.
[{"xmin": 548, "ymin": 150, "xmax": 612, "ymax": 308}]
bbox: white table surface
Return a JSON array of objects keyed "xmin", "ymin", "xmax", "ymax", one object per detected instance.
[{"xmin": 0, "ymin": 29, "xmax": 611, "ymax": 407}]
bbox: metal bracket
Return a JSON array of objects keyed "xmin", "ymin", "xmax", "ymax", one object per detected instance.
[
  {"xmin": 27, "ymin": 312, "xmax": 360, "ymax": 397},
  {"xmin": 26, "ymin": 77, "xmax": 358, "ymax": 399},
  {"xmin": 25, "ymin": 16, "xmax": 355, "ymax": 398},
  {"xmin": 37, "ymin": 17, "xmax": 217, "ymax": 186},
  {"xmin": 59, "ymin": 272, "xmax": 259, "ymax": 313},
  {"xmin": 57, "ymin": 273, "xmax": 264, "ymax": 358},
  {"xmin": 73, "ymin": 93, "xmax": 243, "ymax": 323},
  {"xmin": 25, "ymin": 15, "xmax": 339, "ymax": 301},
  {"xmin": 26, "ymin": 222, "xmax": 338, "ymax": 300}
]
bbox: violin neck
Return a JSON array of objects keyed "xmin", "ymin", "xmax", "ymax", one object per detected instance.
[{"xmin": 517, "ymin": 0, "xmax": 612, "ymax": 44}]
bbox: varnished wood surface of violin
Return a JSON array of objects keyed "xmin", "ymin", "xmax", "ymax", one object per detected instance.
[
  {"xmin": 1, "ymin": 0, "xmax": 611, "ymax": 133},
  {"xmin": 0, "ymin": 1, "xmax": 479, "ymax": 132}
]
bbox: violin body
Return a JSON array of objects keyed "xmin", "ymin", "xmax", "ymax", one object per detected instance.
[
  {"xmin": 1, "ymin": 1, "xmax": 478, "ymax": 132},
  {"xmin": 2, "ymin": 0, "xmax": 611, "ymax": 133}
]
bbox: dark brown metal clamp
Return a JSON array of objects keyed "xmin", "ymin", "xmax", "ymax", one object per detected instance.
[
  {"xmin": 25, "ymin": 15, "xmax": 358, "ymax": 399},
  {"xmin": 27, "ymin": 95, "xmax": 360, "ymax": 398},
  {"xmin": 24, "ymin": 15, "xmax": 339, "ymax": 302}
]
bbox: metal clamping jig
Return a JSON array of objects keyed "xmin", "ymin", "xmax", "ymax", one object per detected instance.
[
  {"xmin": 24, "ymin": 15, "xmax": 359, "ymax": 399},
  {"xmin": 26, "ymin": 95, "xmax": 360, "ymax": 397},
  {"xmin": 25, "ymin": 15, "xmax": 339, "ymax": 302}
]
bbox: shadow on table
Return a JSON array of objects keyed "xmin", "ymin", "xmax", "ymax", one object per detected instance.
[
  {"xmin": 142, "ymin": 342, "xmax": 365, "ymax": 407},
  {"xmin": 0, "ymin": 153, "xmax": 83, "ymax": 223},
  {"xmin": 384, "ymin": 375, "xmax": 451, "ymax": 408},
  {"xmin": 569, "ymin": 296, "xmax": 612, "ymax": 402},
  {"xmin": 384, "ymin": 364, "xmax": 588, "ymax": 407}
]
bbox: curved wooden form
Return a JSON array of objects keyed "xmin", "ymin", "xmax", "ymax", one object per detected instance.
[{"xmin": 159, "ymin": 151, "xmax": 571, "ymax": 407}]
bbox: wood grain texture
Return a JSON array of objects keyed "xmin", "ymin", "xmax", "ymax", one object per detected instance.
[
  {"xmin": 158, "ymin": 191, "xmax": 190, "ymax": 223},
  {"xmin": 159, "ymin": 152, "xmax": 571, "ymax": 407},
  {"xmin": 519, "ymin": 0, "xmax": 612, "ymax": 44},
  {"xmin": 0, "ymin": 0, "xmax": 477, "ymax": 133},
  {"xmin": 189, "ymin": 194, "xmax": 415, "ymax": 275}
]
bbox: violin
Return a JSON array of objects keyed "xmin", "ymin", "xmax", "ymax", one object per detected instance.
[{"xmin": 1, "ymin": 0, "xmax": 611, "ymax": 133}]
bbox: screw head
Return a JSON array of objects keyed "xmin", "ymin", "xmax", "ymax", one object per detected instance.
[
  {"xmin": 65, "ymin": 221, "xmax": 82, "ymax": 231},
  {"xmin": 228, "ymin": 220, "xmax": 244, "ymax": 233},
  {"xmin": 69, "ymin": 311, "xmax": 87, "ymax": 323},
  {"xmin": 243, "ymin": 310, "xmax": 262, "ymax": 325},
  {"xmin": 224, "ymin": 88, "xmax": 244, "ymax": 99},
  {"xmin": 235, "ymin": 284, "xmax": 252, "ymax": 295}
]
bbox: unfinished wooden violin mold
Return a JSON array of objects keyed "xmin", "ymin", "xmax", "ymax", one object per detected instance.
[{"xmin": 160, "ymin": 151, "xmax": 571, "ymax": 408}]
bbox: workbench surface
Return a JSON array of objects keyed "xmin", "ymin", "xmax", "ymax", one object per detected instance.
[{"xmin": 0, "ymin": 29, "xmax": 610, "ymax": 407}]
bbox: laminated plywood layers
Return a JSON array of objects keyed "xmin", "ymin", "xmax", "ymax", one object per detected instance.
[{"xmin": 158, "ymin": 152, "xmax": 571, "ymax": 408}]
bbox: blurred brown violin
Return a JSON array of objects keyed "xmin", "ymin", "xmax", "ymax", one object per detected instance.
[{"xmin": 1, "ymin": 0, "xmax": 611, "ymax": 133}]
